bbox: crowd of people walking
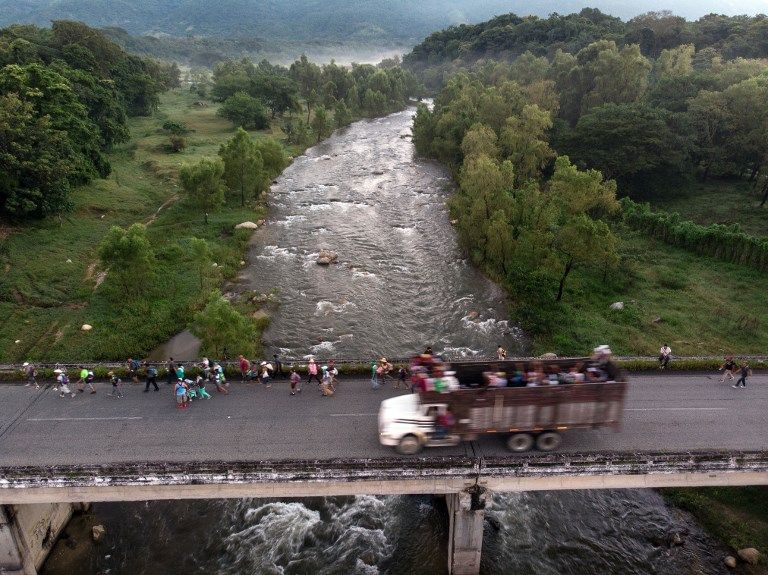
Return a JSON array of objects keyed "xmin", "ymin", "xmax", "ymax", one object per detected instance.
[{"xmin": 17, "ymin": 346, "xmax": 758, "ymax": 406}]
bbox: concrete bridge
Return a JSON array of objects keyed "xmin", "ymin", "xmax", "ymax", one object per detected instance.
[{"xmin": 1, "ymin": 372, "xmax": 767, "ymax": 574}]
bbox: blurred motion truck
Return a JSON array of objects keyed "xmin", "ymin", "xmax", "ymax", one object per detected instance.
[{"xmin": 378, "ymin": 358, "xmax": 628, "ymax": 454}]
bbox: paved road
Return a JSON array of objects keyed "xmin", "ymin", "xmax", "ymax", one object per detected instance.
[{"xmin": 0, "ymin": 373, "xmax": 765, "ymax": 467}]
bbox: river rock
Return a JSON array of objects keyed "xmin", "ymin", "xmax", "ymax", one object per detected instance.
[
  {"xmin": 235, "ymin": 221, "xmax": 259, "ymax": 230},
  {"xmin": 81, "ymin": 324, "xmax": 93, "ymax": 331},
  {"xmin": 92, "ymin": 525, "xmax": 105, "ymax": 542},
  {"xmin": 316, "ymin": 249, "xmax": 338, "ymax": 265},
  {"xmin": 724, "ymin": 556, "xmax": 737, "ymax": 569},
  {"xmin": 609, "ymin": 301, "xmax": 624, "ymax": 310},
  {"xmin": 737, "ymin": 548, "xmax": 760, "ymax": 565}
]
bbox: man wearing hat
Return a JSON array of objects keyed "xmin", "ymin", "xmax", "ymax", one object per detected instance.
[
  {"xmin": 54, "ymin": 369, "xmax": 75, "ymax": 398},
  {"xmin": 22, "ymin": 362, "xmax": 39, "ymax": 388}
]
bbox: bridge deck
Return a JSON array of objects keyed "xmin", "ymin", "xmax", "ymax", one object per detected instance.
[{"xmin": 1, "ymin": 373, "xmax": 766, "ymax": 501}]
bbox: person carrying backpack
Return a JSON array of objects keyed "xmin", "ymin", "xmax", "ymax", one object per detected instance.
[
  {"xmin": 55, "ymin": 369, "xmax": 74, "ymax": 398},
  {"xmin": 127, "ymin": 358, "xmax": 141, "ymax": 384},
  {"xmin": 144, "ymin": 363, "xmax": 159, "ymax": 392},
  {"xmin": 719, "ymin": 356, "xmax": 737, "ymax": 383}
]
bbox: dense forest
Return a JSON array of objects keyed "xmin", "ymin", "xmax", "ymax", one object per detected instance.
[
  {"xmin": 409, "ymin": 10, "xmax": 768, "ymax": 346},
  {"xmin": 0, "ymin": 21, "xmax": 179, "ymax": 218},
  {"xmin": 405, "ymin": 10, "xmax": 768, "ymax": 83}
]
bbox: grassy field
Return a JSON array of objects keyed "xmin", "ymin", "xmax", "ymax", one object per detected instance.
[
  {"xmin": 0, "ymin": 90, "xmax": 295, "ymax": 362},
  {"xmin": 652, "ymin": 179, "xmax": 768, "ymax": 237},
  {"xmin": 662, "ymin": 487, "xmax": 768, "ymax": 572},
  {"xmin": 532, "ymin": 224, "xmax": 768, "ymax": 357}
]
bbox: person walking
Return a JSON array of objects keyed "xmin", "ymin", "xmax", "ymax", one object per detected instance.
[
  {"xmin": 396, "ymin": 366, "xmax": 408, "ymax": 389},
  {"xmin": 75, "ymin": 366, "xmax": 89, "ymax": 393},
  {"xmin": 659, "ymin": 344, "xmax": 672, "ymax": 370},
  {"xmin": 719, "ymin": 356, "xmax": 737, "ymax": 383},
  {"xmin": 371, "ymin": 361, "xmax": 380, "ymax": 390},
  {"xmin": 260, "ymin": 361, "xmax": 273, "ymax": 388},
  {"xmin": 239, "ymin": 355, "xmax": 251, "ymax": 382},
  {"xmin": 212, "ymin": 363, "xmax": 229, "ymax": 394},
  {"xmin": 175, "ymin": 379, "xmax": 188, "ymax": 408},
  {"xmin": 306, "ymin": 358, "xmax": 322, "ymax": 386},
  {"xmin": 22, "ymin": 362, "xmax": 39, "ymax": 388},
  {"xmin": 85, "ymin": 369, "xmax": 97, "ymax": 394},
  {"xmin": 290, "ymin": 367, "xmax": 301, "ymax": 395},
  {"xmin": 127, "ymin": 357, "xmax": 140, "ymax": 384},
  {"xmin": 54, "ymin": 369, "xmax": 75, "ymax": 398},
  {"xmin": 496, "ymin": 345, "xmax": 507, "ymax": 360},
  {"xmin": 320, "ymin": 366, "xmax": 334, "ymax": 396},
  {"xmin": 733, "ymin": 362, "xmax": 752, "ymax": 389},
  {"xmin": 273, "ymin": 354, "xmax": 284, "ymax": 378},
  {"xmin": 166, "ymin": 357, "xmax": 176, "ymax": 385},
  {"xmin": 175, "ymin": 363, "xmax": 185, "ymax": 381},
  {"xmin": 144, "ymin": 363, "xmax": 159, "ymax": 392},
  {"xmin": 107, "ymin": 371, "xmax": 124, "ymax": 398},
  {"xmin": 327, "ymin": 360, "xmax": 338, "ymax": 391}
]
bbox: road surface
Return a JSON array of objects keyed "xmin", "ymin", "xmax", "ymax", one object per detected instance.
[{"xmin": 0, "ymin": 373, "xmax": 765, "ymax": 467}]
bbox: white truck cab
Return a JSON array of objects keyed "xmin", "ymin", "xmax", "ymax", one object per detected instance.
[{"xmin": 378, "ymin": 394, "xmax": 459, "ymax": 454}]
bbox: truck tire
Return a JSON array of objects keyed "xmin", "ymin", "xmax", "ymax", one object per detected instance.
[
  {"xmin": 536, "ymin": 432, "xmax": 562, "ymax": 452},
  {"xmin": 397, "ymin": 435, "xmax": 422, "ymax": 455},
  {"xmin": 506, "ymin": 433, "xmax": 534, "ymax": 452}
]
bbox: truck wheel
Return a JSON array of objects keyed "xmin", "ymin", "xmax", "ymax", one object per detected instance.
[
  {"xmin": 506, "ymin": 433, "xmax": 534, "ymax": 452},
  {"xmin": 536, "ymin": 432, "xmax": 562, "ymax": 452},
  {"xmin": 397, "ymin": 435, "xmax": 422, "ymax": 455}
]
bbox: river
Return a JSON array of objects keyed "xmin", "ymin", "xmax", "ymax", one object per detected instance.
[{"xmin": 42, "ymin": 107, "xmax": 729, "ymax": 575}]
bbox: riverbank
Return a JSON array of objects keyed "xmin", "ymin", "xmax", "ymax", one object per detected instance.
[
  {"xmin": 662, "ymin": 487, "xmax": 768, "ymax": 574},
  {"xmin": 0, "ymin": 89, "xmax": 275, "ymax": 362}
]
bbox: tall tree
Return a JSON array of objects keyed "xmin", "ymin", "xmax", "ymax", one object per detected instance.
[
  {"xmin": 218, "ymin": 128, "xmax": 263, "ymax": 206},
  {"xmin": 98, "ymin": 223, "xmax": 155, "ymax": 297},
  {"xmin": 180, "ymin": 158, "xmax": 226, "ymax": 211}
]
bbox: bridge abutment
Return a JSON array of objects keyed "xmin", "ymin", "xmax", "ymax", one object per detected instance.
[
  {"xmin": 446, "ymin": 488, "xmax": 488, "ymax": 575},
  {"xmin": 0, "ymin": 503, "xmax": 77, "ymax": 575}
]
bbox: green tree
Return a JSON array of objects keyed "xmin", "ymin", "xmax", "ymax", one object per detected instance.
[
  {"xmin": 187, "ymin": 237, "xmax": 215, "ymax": 289},
  {"xmin": 98, "ymin": 223, "xmax": 155, "ymax": 297},
  {"xmin": 217, "ymin": 91, "xmax": 269, "ymax": 129},
  {"xmin": 191, "ymin": 290, "xmax": 255, "ymax": 358},
  {"xmin": 0, "ymin": 93, "xmax": 75, "ymax": 218},
  {"xmin": 180, "ymin": 158, "xmax": 226, "ymax": 211},
  {"xmin": 218, "ymin": 127, "xmax": 263, "ymax": 206},
  {"xmin": 310, "ymin": 106, "xmax": 332, "ymax": 142},
  {"xmin": 500, "ymin": 104, "xmax": 555, "ymax": 185},
  {"xmin": 334, "ymin": 100, "xmax": 351, "ymax": 128}
]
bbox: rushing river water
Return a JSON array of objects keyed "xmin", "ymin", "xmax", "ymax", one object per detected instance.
[{"xmin": 43, "ymin": 108, "xmax": 729, "ymax": 575}]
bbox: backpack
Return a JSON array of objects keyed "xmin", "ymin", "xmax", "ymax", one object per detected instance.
[
  {"xmin": 147, "ymin": 366, "xmax": 157, "ymax": 377},
  {"xmin": 130, "ymin": 359, "xmax": 140, "ymax": 370}
]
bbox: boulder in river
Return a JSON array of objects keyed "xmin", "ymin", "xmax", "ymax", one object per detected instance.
[
  {"xmin": 724, "ymin": 556, "xmax": 737, "ymax": 569},
  {"xmin": 316, "ymin": 249, "xmax": 338, "ymax": 265},
  {"xmin": 235, "ymin": 221, "xmax": 259, "ymax": 230},
  {"xmin": 737, "ymin": 548, "xmax": 760, "ymax": 565},
  {"xmin": 92, "ymin": 525, "xmax": 105, "ymax": 542}
]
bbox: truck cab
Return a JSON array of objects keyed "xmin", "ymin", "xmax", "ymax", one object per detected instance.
[{"xmin": 378, "ymin": 394, "xmax": 460, "ymax": 454}]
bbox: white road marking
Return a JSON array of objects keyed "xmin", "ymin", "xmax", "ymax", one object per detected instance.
[
  {"xmin": 27, "ymin": 416, "xmax": 143, "ymax": 422},
  {"xmin": 625, "ymin": 408, "xmax": 727, "ymax": 412},
  {"xmin": 330, "ymin": 413, "xmax": 377, "ymax": 417}
]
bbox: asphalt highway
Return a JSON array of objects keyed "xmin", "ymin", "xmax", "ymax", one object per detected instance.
[{"xmin": 0, "ymin": 373, "xmax": 765, "ymax": 467}]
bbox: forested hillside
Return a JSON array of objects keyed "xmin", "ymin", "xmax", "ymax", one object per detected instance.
[
  {"xmin": 408, "ymin": 11, "xmax": 768, "ymax": 354},
  {"xmin": 0, "ymin": 21, "xmax": 178, "ymax": 218},
  {"xmin": 405, "ymin": 10, "xmax": 768, "ymax": 76},
  {"xmin": 1, "ymin": 0, "xmax": 764, "ymax": 44}
]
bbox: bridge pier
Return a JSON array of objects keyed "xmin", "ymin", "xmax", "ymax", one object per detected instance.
[
  {"xmin": 0, "ymin": 503, "xmax": 77, "ymax": 575},
  {"xmin": 446, "ymin": 488, "xmax": 488, "ymax": 575}
]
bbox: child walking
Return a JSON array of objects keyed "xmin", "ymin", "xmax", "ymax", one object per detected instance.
[
  {"xmin": 733, "ymin": 362, "xmax": 752, "ymax": 389},
  {"xmin": 290, "ymin": 367, "xmax": 301, "ymax": 395},
  {"xmin": 107, "ymin": 371, "xmax": 123, "ymax": 398}
]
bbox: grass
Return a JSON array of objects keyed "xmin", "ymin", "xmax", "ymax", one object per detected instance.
[
  {"xmin": 532, "ymin": 224, "xmax": 768, "ymax": 357},
  {"xmin": 651, "ymin": 179, "xmax": 768, "ymax": 237},
  {"xmin": 662, "ymin": 487, "xmax": 768, "ymax": 570},
  {"xmin": 0, "ymin": 89, "xmax": 300, "ymax": 362}
]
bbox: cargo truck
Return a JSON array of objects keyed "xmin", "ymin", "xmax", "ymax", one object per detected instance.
[{"xmin": 378, "ymin": 358, "xmax": 627, "ymax": 454}]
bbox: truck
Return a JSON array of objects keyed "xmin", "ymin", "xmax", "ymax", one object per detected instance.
[{"xmin": 378, "ymin": 358, "xmax": 627, "ymax": 454}]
